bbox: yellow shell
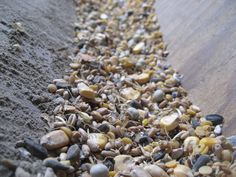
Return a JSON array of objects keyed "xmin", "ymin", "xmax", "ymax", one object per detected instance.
[
  {"xmin": 77, "ymin": 82, "xmax": 96, "ymax": 99},
  {"xmin": 165, "ymin": 160, "xmax": 177, "ymax": 168},
  {"xmin": 121, "ymin": 137, "xmax": 133, "ymax": 145},
  {"xmin": 88, "ymin": 133, "xmax": 108, "ymax": 149},
  {"xmin": 199, "ymin": 137, "xmax": 218, "ymax": 148}
]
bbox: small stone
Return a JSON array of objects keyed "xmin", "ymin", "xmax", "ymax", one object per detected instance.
[
  {"xmin": 43, "ymin": 158, "xmax": 70, "ymax": 171},
  {"xmin": 66, "ymin": 144, "xmax": 80, "ymax": 161},
  {"xmin": 153, "ymin": 89, "xmax": 165, "ymax": 103},
  {"xmin": 144, "ymin": 165, "xmax": 169, "ymax": 177},
  {"xmin": 152, "ymin": 150, "xmax": 165, "ymax": 161},
  {"xmin": 174, "ymin": 165, "xmax": 194, "ymax": 177},
  {"xmin": 90, "ymin": 164, "xmax": 109, "ymax": 177},
  {"xmin": 131, "ymin": 167, "xmax": 152, "ymax": 177},
  {"xmin": 15, "ymin": 167, "xmax": 30, "ymax": 177},
  {"xmin": 47, "ymin": 84, "xmax": 57, "ymax": 93},
  {"xmin": 126, "ymin": 107, "xmax": 140, "ymax": 121},
  {"xmin": 77, "ymin": 82, "xmax": 96, "ymax": 99},
  {"xmin": 133, "ymin": 42, "xmax": 145, "ymax": 54},
  {"xmin": 171, "ymin": 148, "xmax": 184, "ymax": 159},
  {"xmin": 129, "ymin": 100, "xmax": 142, "ymax": 109},
  {"xmin": 114, "ymin": 155, "xmax": 134, "ymax": 172},
  {"xmin": 23, "ymin": 138, "xmax": 48, "ymax": 159},
  {"xmin": 160, "ymin": 113, "xmax": 179, "ymax": 131},
  {"xmin": 205, "ymin": 114, "xmax": 224, "ymax": 126},
  {"xmin": 198, "ymin": 166, "xmax": 212, "ymax": 175},
  {"xmin": 193, "ymin": 155, "xmax": 211, "ymax": 172},
  {"xmin": 40, "ymin": 130, "xmax": 69, "ymax": 150},
  {"xmin": 120, "ymin": 87, "xmax": 140, "ymax": 100},
  {"xmin": 97, "ymin": 123, "xmax": 110, "ymax": 133},
  {"xmin": 44, "ymin": 168, "xmax": 57, "ymax": 177},
  {"xmin": 221, "ymin": 149, "xmax": 232, "ymax": 162},
  {"xmin": 214, "ymin": 125, "xmax": 222, "ymax": 135}
]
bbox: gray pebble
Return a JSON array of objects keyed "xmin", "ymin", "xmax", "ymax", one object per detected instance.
[
  {"xmin": 153, "ymin": 89, "xmax": 165, "ymax": 103},
  {"xmin": 126, "ymin": 107, "xmax": 140, "ymax": 121},
  {"xmin": 193, "ymin": 155, "xmax": 211, "ymax": 172},
  {"xmin": 227, "ymin": 135, "xmax": 236, "ymax": 148},
  {"xmin": 90, "ymin": 164, "xmax": 109, "ymax": 177}
]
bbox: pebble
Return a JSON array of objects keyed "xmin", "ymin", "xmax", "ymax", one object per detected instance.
[
  {"xmin": 160, "ymin": 113, "xmax": 179, "ymax": 131},
  {"xmin": 77, "ymin": 82, "xmax": 96, "ymax": 99},
  {"xmin": 192, "ymin": 155, "xmax": 211, "ymax": 171},
  {"xmin": 153, "ymin": 89, "xmax": 165, "ymax": 103},
  {"xmin": 15, "ymin": 167, "xmax": 31, "ymax": 177},
  {"xmin": 40, "ymin": 130, "xmax": 69, "ymax": 150},
  {"xmin": 66, "ymin": 144, "xmax": 80, "ymax": 161},
  {"xmin": 44, "ymin": 168, "xmax": 57, "ymax": 177},
  {"xmin": 126, "ymin": 107, "xmax": 140, "ymax": 121},
  {"xmin": 152, "ymin": 150, "xmax": 165, "ymax": 161},
  {"xmin": 205, "ymin": 114, "xmax": 224, "ymax": 126},
  {"xmin": 47, "ymin": 84, "xmax": 57, "ymax": 93},
  {"xmin": 198, "ymin": 166, "xmax": 213, "ymax": 175},
  {"xmin": 90, "ymin": 164, "xmax": 109, "ymax": 177}
]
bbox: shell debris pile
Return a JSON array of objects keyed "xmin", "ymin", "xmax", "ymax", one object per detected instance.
[{"xmin": 12, "ymin": 0, "xmax": 236, "ymax": 177}]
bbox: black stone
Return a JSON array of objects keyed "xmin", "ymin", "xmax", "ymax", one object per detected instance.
[
  {"xmin": 97, "ymin": 123, "xmax": 110, "ymax": 133},
  {"xmin": 152, "ymin": 150, "xmax": 165, "ymax": 161},
  {"xmin": 193, "ymin": 155, "xmax": 211, "ymax": 171},
  {"xmin": 129, "ymin": 100, "xmax": 142, "ymax": 109},
  {"xmin": 205, "ymin": 114, "xmax": 224, "ymax": 126},
  {"xmin": 43, "ymin": 159, "xmax": 69, "ymax": 171},
  {"xmin": 23, "ymin": 138, "xmax": 48, "ymax": 159},
  {"xmin": 138, "ymin": 136, "xmax": 153, "ymax": 146}
]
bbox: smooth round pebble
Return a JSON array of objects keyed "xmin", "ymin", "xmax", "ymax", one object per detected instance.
[
  {"xmin": 153, "ymin": 89, "xmax": 165, "ymax": 103},
  {"xmin": 47, "ymin": 84, "xmax": 57, "ymax": 93},
  {"xmin": 90, "ymin": 164, "xmax": 109, "ymax": 177},
  {"xmin": 205, "ymin": 114, "xmax": 224, "ymax": 126}
]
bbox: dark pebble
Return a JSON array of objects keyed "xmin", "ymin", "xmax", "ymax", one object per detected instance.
[
  {"xmin": 205, "ymin": 114, "xmax": 224, "ymax": 126},
  {"xmin": 103, "ymin": 158, "xmax": 115, "ymax": 171},
  {"xmin": 152, "ymin": 150, "xmax": 165, "ymax": 161},
  {"xmin": 129, "ymin": 100, "xmax": 142, "ymax": 109},
  {"xmin": 97, "ymin": 123, "xmax": 110, "ymax": 133},
  {"xmin": 43, "ymin": 158, "xmax": 69, "ymax": 171},
  {"xmin": 55, "ymin": 82, "xmax": 71, "ymax": 89},
  {"xmin": 66, "ymin": 144, "xmax": 80, "ymax": 160},
  {"xmin": 23, "ymin": 138, "xmax": 48, "ymax": 159},
  {"xmin": 138, "ymin": 135, "xmax": 153, "ymax": 146},
  {"xmin": 193, "ymin": 155, "xmax": 211, "ymax": 171},
  {"xmin": 191, "ymin": 119, "xmax": 200, "ymax": 128}
]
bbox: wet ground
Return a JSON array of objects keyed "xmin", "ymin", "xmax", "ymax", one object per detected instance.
[{"xmin": 0, "ymin": 0, "xmax": 76, "ymax": 163}]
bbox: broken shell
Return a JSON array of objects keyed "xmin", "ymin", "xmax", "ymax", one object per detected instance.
[
  {"xmin": 199, "ymin": 137, "xmax": 218, "ymax": 148},
  {"xmin": 40, "ymin": 130, "xmax": 69, "ymax": 150},
  {"xmin": 183, "ymin": 136, "xmax": 199, "ymax": 152},
  {"xmin": 131, "ymin": 167, "xmax": 152, "ymax": 177},
  {"xmin": 144, "ymin": 164, "xmax": 169, "ymax": 177},
  {"xmin": 87, "ymin": 133, "xmax": 108, "ymax": 152},
  {"xmin": 120, "ymin": 87, "xmax": 140, "ymax": 100},
  {"xmin": 160, "ymin": 113, "xmax": 179, "ymax": 131},
  {"xmin": 114, "ymin": 155, "xmax": 134, "ymax": 172},
  {"xmin": 132, "ymin": 73, "xmax": 150, "ymax": 85},
  {"xmin": 133, "ymin": 42, "xmax": 145, "ymax": 54},
  {"xmin": 173, "ymin": 165, "xmax": 194, "ymax": 177}
]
